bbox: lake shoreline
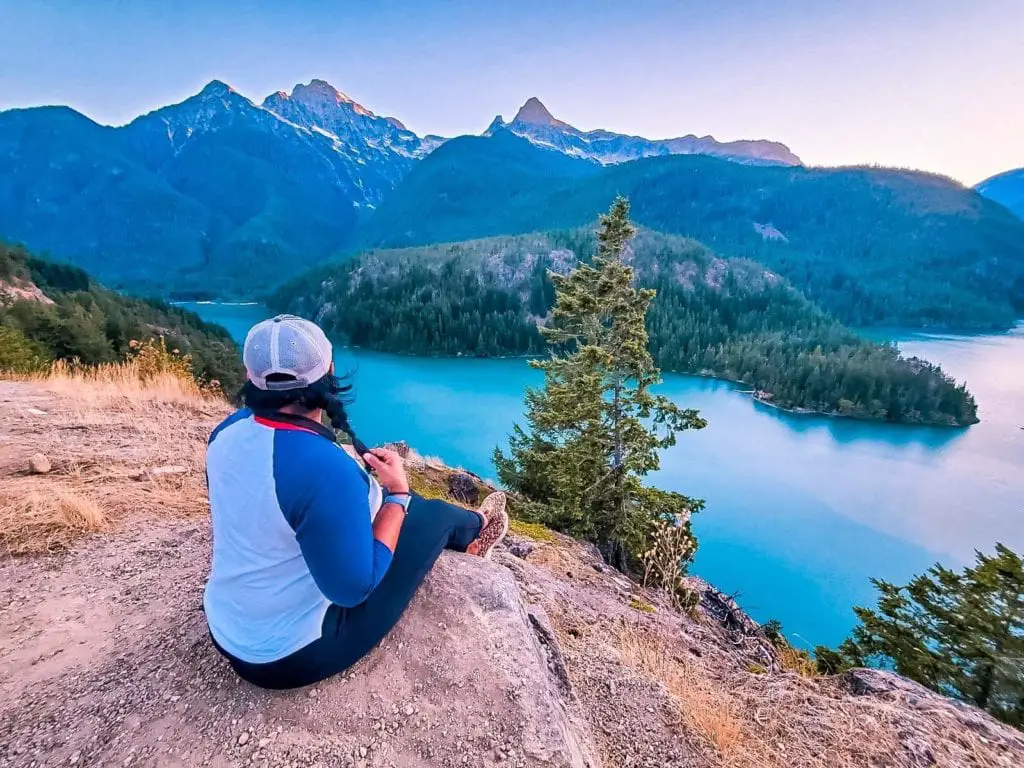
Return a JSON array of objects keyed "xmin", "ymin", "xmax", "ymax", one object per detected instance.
[{"xmin": 279, "ymin": 339, "xmax": 976, "ymax": 428}]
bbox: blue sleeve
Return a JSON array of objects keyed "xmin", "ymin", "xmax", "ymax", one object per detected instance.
[{"xmin": 272, "ymin": 431, "xmax": 393, "ymax": 607}]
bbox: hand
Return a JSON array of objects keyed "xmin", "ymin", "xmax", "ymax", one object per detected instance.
[{"xmin": 362, "ymin": 448, "xmax": 410, "ymax": 494}]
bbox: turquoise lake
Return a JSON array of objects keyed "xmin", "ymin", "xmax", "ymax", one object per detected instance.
[{"xmin": 187, "ymin": 303, "xmax": 1024, "ymax": 650}]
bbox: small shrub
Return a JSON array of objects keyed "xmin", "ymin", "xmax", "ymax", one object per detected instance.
[
  {"xmin": 760, "ymin": 618, "xmax": 783, "ymax": 645},
  {"xmin": 0, "ymin": 325, "xmax": 47, "ymax": 374},
  {"xmin": 777, "ymin": 644, "xmax": 820, "ymax": 678},
  {"xmin": 746, "ymin": 663, "xmax": 767, "ymax": 675},
  {"xmin": 642, "ymin": 511, "xmax": 699, "ymax": 611},
  {"xmin": 130, "ymin": 337, "xmax": 197, "ymax": 385},
  {"xmin": 629, "ymin": 597, "xmax": 656, "ymax": 613},
  {"xmin": 813, "ymin": 644, "xmax": 852, "ymax": 675}
]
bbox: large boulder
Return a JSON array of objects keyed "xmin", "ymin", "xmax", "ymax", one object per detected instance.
[{"xmin": 0, "ymin": 519, "xmax": 597, "ymax": 768}]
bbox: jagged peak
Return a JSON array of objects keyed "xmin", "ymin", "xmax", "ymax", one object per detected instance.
[
  {"xmin": 385, "ymin": 116, "xmax": 407, "ymax": 131},
  {"xmin": 483, "ymin": 115, "xmax": 507, "ymax": 136},
  {"xmin": 291, "ymin": 79, "xmax": 354, "ymax": 104},
  {"xmin": 199, "ymin": 80, "xmax": 235, "ymax": 97},
  {"xmin": 263, "ymin": 79, "xmax": 381, "ymax": 120},
  {"xmin": 511, "ymin": 97, "xmax": 564, "ymax": 127}
]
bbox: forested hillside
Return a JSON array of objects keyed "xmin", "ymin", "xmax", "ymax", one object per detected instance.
[
  {"xmin": 0, "ymin": 243, "xmax": 243, "ymax": 390},
  {"xmin": 273, "ymin": 229, "xmax": 978, "ymax": 426},
  {"xmin": 354, "ymin": 133, "xmax": 1024, "ymax": 330}
]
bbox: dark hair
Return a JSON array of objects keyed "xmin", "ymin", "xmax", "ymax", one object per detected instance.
[{"xmin": 237, "ymin": 373, "xmax": 369, "ymax": 457}]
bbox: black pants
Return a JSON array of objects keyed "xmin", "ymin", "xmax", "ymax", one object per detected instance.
[{"xmin": 213, "ymin": 495, "xmax": 482, "ymax": 689}]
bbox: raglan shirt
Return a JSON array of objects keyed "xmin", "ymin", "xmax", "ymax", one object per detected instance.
[{"xmin": 203, "ymin": 409, "xmax": 389, "ymax": 664}]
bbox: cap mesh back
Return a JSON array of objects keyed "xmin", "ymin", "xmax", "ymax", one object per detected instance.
[
  {"xmin": 243, "ymin": 315, "xmax": 332, "ymax": 389},
  {"xmin": 275, "ymin": 322, "xmax": 325, "ymax": 378}
]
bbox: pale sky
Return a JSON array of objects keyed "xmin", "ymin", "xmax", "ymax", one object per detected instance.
[{"xmin": 1, "ymin": 0, "xmax": 1021, "ymax": 184}]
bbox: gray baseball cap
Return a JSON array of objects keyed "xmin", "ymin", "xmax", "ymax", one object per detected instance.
[{"xmin": 243, "ymin": 314, "xmax": 333, "ymax": 391}]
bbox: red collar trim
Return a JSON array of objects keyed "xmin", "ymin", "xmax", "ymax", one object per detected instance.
[{"xmin": 253, "ymin": 415, "xmax": 320, "ymax": 435}]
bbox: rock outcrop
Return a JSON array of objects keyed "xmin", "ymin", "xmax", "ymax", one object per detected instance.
[{"xmin": 1, "ymin": 380, "xmax": 1022, "ymax": 768}]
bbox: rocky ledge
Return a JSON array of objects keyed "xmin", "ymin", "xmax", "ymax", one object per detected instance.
[{"xmin": 0, "ymin": 381, "xmax": 1021, "ymax": 767}]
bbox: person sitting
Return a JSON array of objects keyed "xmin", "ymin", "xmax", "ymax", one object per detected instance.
[{"xmin": 203, "ymin": 314, "xmax": 509, "ymax": 689}]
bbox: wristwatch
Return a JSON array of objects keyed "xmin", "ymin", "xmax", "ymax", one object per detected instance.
[{"xmin": 383, "ymin": 491, "xmax": 412, "ymax": 513}]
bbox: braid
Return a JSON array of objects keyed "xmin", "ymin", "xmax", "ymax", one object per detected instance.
[{"xmin": 323, "ymin": 397, "xmax": 369, "ymax": 457}]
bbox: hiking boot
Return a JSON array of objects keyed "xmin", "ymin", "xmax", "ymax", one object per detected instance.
[{"xmin": 471, "ymin": 492, "xmax": 508, "ymax": 559}]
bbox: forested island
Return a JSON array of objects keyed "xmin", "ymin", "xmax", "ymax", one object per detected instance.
[
  {"xmin": 0, "ymin": 243, "xmax": 244, "ymax": 391},
  {"xmin": 272, "ymin": 228, "xmax": 978, "ymax": 426}
]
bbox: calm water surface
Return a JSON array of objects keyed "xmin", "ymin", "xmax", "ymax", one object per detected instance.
[{"xmin": 190, "ymin": 303, "xmax": 1024, "ymax": 649}]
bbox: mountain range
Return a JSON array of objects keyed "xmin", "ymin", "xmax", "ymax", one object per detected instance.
[
  {"xmin": 485, "ymin": 97, "xmax": 801, "ymax": 166},
  {"xmin": 0, "ymin": 79, "xmax": 799, "ymax": 296},
  {"xmin": 1, "ymin": 78, "xmax": 1023, "ymax": 329},
  {"xmin": 0, "ymin": 79, "xmax": 446, "ymax": 296}
]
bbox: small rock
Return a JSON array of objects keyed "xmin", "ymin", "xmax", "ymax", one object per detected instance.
[
  {"xmin": 238, "ymin": 733, "xmax": 250, "ymax": 746},
  {"xmin": 448, "ymin": 473, "xmax": 480, "ymax": 505},
  {"xmin": 29, "ymin": 453, "xmax": 51, "ymax": 474},
  {"xmin": 150, "ymin": 465, "xmax": 188, "ymax": 476},
  {"xmin": 404, "ymin": 705, "xmax": 415, "ymax": 717},
  {"xmin": 358, "ymin": 746, "xmax": 368, "ymax": 758}
]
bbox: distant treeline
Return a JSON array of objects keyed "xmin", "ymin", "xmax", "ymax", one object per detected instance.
[
  {"xmin": 273, "ymin": 229, "xmax": 978, "ymax": 426},
  {"xmin": 354, "ymin": 134, "xmax": 1024, "ymax": 330},
  {"xmin": 0, "ymin": 243, "xmax": 244, "ymax": 391}
]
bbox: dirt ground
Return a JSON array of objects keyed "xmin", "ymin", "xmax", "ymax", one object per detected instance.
[{"xmin": 2, "ymin": 381, "xmax": 1023, "ymax": 768}]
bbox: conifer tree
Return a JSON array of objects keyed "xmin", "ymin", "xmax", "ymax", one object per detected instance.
[
  {"xmin": 494, "ymin": 198, "xmax": 706, "ymax": 567},
  {"xmin": 841, "ymin": 543, "xmax": 1024, "ymax": 728}
]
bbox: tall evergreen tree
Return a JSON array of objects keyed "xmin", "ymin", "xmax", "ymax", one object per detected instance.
[
  {"xmin": 494, "ymin": 198, "xmax": 706, "ymax": 567},
  {"xmin": 840, "ymin": 544, "xmax": 1024, "ymax": 728}
]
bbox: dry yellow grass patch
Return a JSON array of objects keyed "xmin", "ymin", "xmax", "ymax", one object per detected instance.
[
  {"xmin": 0, "ymin": 481, "xmax": 109, "ymax": 555},
  {"xmin": 618, "ymin": 623, "xmax": 746, "ymax": 760},
  {"xmin": 38, "ymin": 358, "xmax": 211, "ymax": 406},
  {"xmin": 775, "ymin": 643, "xmax": 820, "ymax": 678},
  {"xmin": 614, "ymin": 622, "xmax": 1017, "ymax": 768},
  {"xmin": 0, "ymin": 363, "xmax": 230, "ymax": 555}
]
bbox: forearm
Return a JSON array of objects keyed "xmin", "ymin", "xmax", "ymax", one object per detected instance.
[{"xmin": 372, "ymin": 502, "xmax": 406, "ymax": 552}]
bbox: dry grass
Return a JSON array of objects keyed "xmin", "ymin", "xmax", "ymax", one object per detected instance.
[
  {"xmin": 0, "ymin": 481, "xmax": 109, "ymax": 555},
  {"xmin": 0, "ymin": 363, "xmax": 229, "ymax": 555},
  {"xmin": 37, "ymin": 358, "xmax": 211, "ymax": 406},
  {"xmin": 617, "ymin": 623, "xmax": 747, "ymax": 760},
  {"xmin": 614, "ymin": 621, "xmax": 1023, "ymax": 768},
  {"xmin": 776, "ymin": 643, "xmax": 820, "ymax": 678}
]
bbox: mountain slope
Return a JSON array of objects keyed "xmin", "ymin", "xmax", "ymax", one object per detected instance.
[
  {"xmin": 355, "ymin": 135, "xmax": 1024, "ymax": 329},
  {"xmin": 977, "ymin": 168, "xmax": 1024, "ymax": 221},
  {"xmin": 273, "ymin": 228, "xmax": 978, "ymax": 425},
  {"xmin": 485, "ymin": 97, "xmax": 801, "ymax": 166},
  {"xmin": 0, "ymin": 80, "xmax": 435, "ymax": 297},
  {"xmin": 0, "ymin": 241, "xmax": 242, "ymax": 389}
]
